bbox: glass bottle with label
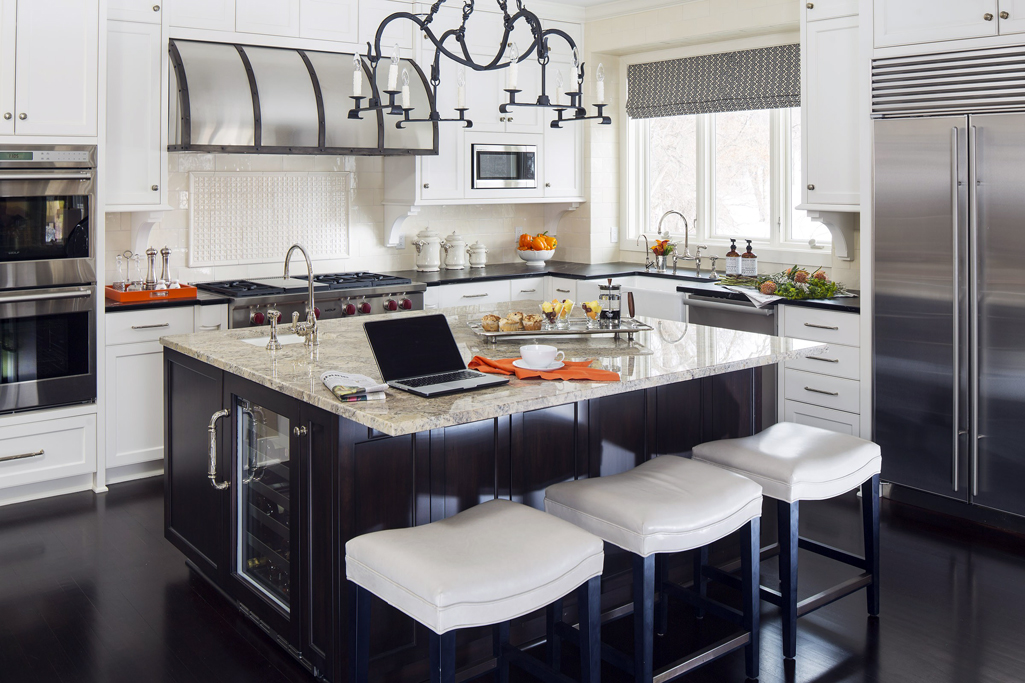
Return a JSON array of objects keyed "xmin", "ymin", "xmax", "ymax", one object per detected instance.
[
  {"xmin": 741, "ymin": 240, "xmax": 758, "ymax": 277},
  {"xmin": 726, "ymin": 239, "xmax": 741, "ymax": 275}
]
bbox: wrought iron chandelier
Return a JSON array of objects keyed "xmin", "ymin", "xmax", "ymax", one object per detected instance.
[{"xmin": 349, "ymin": 0, "xmax": 612, "ymax": 129}]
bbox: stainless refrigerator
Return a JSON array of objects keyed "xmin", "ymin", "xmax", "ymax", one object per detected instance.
[{"xmin": 875, "ymin": 114, "xmax": 1025, "ymax": 518}]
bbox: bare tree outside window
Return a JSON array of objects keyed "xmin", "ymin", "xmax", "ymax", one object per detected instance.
[
  {"xmin": 714, "ymin": 109, "xmax": 771, "ymax": 239},
  {"xmin": 648, "ymin": 116, "xmax": 697, "ymax": 235},
  {"xmin": 789, "ymin": 108, "xmax": 833, "ymax": 245}
]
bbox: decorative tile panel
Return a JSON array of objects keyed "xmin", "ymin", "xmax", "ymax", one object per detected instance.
[{"xmin": 188, "ymin": 172, "xmax": 350, "ymax": 266}]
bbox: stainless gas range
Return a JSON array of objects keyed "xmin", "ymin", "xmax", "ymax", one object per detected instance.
[{"xmin": 195, "ymin": 272, "xmax": 426, "ymax": 329}]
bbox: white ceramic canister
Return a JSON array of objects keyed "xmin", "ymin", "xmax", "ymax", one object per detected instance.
[
  {"xmin": 441, "ymin": 231, "xmax": 467, "ymax": 270},
  {"xmin": 466, "ymin": 240, "xmax": 488, "ymax": 268},
  {"xmin": 412, "ymin": 227, "xmax": 443, "ymax": 272}
]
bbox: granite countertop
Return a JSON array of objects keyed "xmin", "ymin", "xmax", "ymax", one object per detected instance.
[
  {"xmin": 105, "ymin": 289, "xmax": 230, "ymax": 313},
  {"xmin": 161, "ymin": 300, "xmax": 826, "ymax": 437}
]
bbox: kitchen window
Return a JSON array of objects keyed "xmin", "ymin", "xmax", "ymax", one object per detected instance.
[{"xmin": 630, "ymin": 106, "xmax": 830, "ymax": 249}]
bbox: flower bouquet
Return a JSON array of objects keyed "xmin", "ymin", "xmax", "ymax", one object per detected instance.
[{"xmin": 718, "ymin": 266, "xmax": 848, "ymax": 301}]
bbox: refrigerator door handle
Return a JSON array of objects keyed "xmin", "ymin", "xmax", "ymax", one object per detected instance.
[
  {"xmin": 969, "ymin": 124, "xmax": 980, "ymax": 498},
  {"xmin": 951, "ymin": 126, "xmax": 960, "ymax": 493}
]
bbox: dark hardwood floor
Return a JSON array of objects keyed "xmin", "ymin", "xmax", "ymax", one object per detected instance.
[{"xmin": 2, "ymin": 477, "xmax": 1025, "ymax": 683}]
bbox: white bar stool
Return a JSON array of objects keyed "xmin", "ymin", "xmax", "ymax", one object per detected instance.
[
  {"xmin": 692, "ymin": 422, "xmax": 882, "ymax": 659},
  {"xmin": 544, "ymin": 455, "xmax": 764, "ymax": 683},
  {"xmin": 345, "ymin": 499, "xmax": 605, "ymax": 683}
]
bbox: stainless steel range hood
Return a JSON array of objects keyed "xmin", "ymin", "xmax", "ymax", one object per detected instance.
[{"xmin": 168, "ymin": 39, "xmax": 437, "ymax": 156}]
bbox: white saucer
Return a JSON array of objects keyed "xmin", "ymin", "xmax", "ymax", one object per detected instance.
[{"xmin": 513, "ymin": 359, "xmax": 565, "ymax": 371}]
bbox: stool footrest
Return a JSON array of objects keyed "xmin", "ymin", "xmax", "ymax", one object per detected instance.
[
  {"xmin": 798, "ymin": 536, "xmax": 867, "ymax": 570},
  {"xmin": 701, "ymin": 565, "xmax": 743, "ymax": 592},
  {"xmin": 652, "ymin": 633, "xmax": 751, "ymax": 683},
  {"xmin": 502, "ymin": 643, "xmax": 584, "ymax": 683},
  {"xmin": 662, "ymin": 580, "xmax": 745, "ymax": 628},
  {"xmin": 554, "ymin": 617, "xmax": 636, "ymax": 674},
  {"xmin": 797, "ymin": 572, "xmax": 873, "ymax": 617}
]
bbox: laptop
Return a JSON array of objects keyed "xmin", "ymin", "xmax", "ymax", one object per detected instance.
[{"xmin": 363, "ymin": 314, "xmax": 510, "ymax": 398}]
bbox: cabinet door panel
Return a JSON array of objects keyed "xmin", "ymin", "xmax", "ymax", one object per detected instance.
[
  {"xmin": 420, "ymin": 55, "xmax": 463, "ymax": 200},
  {"xmin": 14, "ymin": 0, "xmax": 99, "ymax": 136},
  {"xmin": 0, "ymin": 0, "xmax": 14, "ymax": 136},
  {"xmin": 511, "ymin": 404, "xmax": 580, "ymax": 510},
  {"xmin": 106, "ymin": 342, "xmax": 165, "ymax": 468},
  {"xmin": 236, "ymin": 0, "xmax": 300, "ymax": 37},
  {"xmin": 804, "ymin": 0, "xmax": 858, "ymax": 21},
  {"xmin": 803, "ymin": 15, "xmax": 860, "ymax": 206},
  {"xmin": 300, "ymin": 0, "xmax": 358, "ymax": 43},
  {"xmin": 358, "ymin": 0, "xmax": 413, "ymax": 52},
  {"xmin": 106, "ymin": 20, "xmax": 164, "ymax": 208},
  {"xmin": 170, "ymin": 0, "xmax": 236, "ymax": 31},
  {"xmin": 109, "ymin": 0, "xmax": 162, "ymax": 23},
  {"xmin": 505, "ymin": 59, "xmax": 544, "ymax": 134},
  {"xmin": 874, "ymin": 0, "xmax": 998, "ymax": 48},
  {"xmin": 998, "ymin": 0, "xmax": 1025, "ymax": 34}
]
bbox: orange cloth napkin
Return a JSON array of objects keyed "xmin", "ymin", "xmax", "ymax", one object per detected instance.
[{"xmin": 469, "ymin": 356, "xmax": 620, "ymax": 381}]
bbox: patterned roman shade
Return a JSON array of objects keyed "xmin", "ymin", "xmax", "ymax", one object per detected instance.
[{"xmin": 626, "ymin": 44, "xmax": 800, "ymax": 119}]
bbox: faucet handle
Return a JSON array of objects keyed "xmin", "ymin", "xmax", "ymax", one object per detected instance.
[
  {"xmin": 695, "ymin": 245, "xmax": 708, "ymax": 257},
  {"xmin": 266, "ymin": 309, "xmax": 282, "ymax": 351}
]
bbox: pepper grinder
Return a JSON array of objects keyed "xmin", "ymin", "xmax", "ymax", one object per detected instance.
[
  {"xmin": 144, "ymin": 247, "xmax": 158, "ymax": 290},
  {"xmin": 159, "ymin": 247, "xmax": 171, "ymax": 287}
]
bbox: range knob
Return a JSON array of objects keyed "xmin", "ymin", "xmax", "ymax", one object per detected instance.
[
  {"xmin": 384, "ymin": 299, "xmax": 398, "ymax": 312},
  {"xmin": 251, "ymin": 311, "xmax": 266, "ymax": 325},
  {"xmin": 313, "ymin": 306, "xmax": 321, "ymax": 319},
  {"xmin": 343, "ymin": 303, "xmax": 357, "ymax": 316},
  {"xmin": 359, "ymin": 302, "xmax": 372, "ymax": 314},
  {"xmin": 400, "ymin": 298, "xmax": 413, "ymax": 310}
]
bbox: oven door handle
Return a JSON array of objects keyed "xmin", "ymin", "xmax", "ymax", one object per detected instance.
[
  {"xmin": 0, "ymin": 172, "xmax": 93, "ymax": 181},
  {"xmin": 0, "ymin": 289, "xmax": 92, "ymax": 304}
]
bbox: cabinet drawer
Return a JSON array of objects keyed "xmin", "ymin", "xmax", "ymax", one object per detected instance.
[
  {"xmin": 784, "ymin": 368, "xmax": 860, "ymax": 414},
  {"xmin": 547, "ymin": 277, "xmax": 577, "ymax": 301},
  {"xmin": 784, "ymin": 400, "xmax": 861, "ymax": 436},
  {"xmin": 106, "ymin": 306, "xmax": 194, "ymax": 345},
  {"xmin": 435, "ymin": 280, "xmax": 512, "ymax": 308},
  {"xmin": 510, "ymin": 277, "xmax": 545, "ymax": 301},
  {"xmin": 785, "ymin": 344, "xmax": 860, "ymax": 380},
  {"xmin": 0, "ymin": 414, "xmax": 96, "ymax": 490},
  {"xmin": 195, "ymin": 304, "xmax": 228, "ymax": 333},
  {"xmin": 783, "ymin": 307, "xmax": 860, "ymax": 347},
  {"xmin": 804, "ymin": 0, "xmax": 858, "ymax": 21}
]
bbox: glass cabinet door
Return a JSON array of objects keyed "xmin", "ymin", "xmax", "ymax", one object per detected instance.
[{"xmin": 236, "ymin": 398, "xmax": 292, "ymax": 611}]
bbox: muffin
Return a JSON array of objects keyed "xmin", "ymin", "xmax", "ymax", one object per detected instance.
[
  {"xmin": 499, "ymin": 317, "xmax": 523, "ymax": 332},
  {"xmin": 522, "ymin": 314, "xmax": 543, "ymax": 331},
  {"xmin": 481, "ymin": 314, "xmax": 501, "ymax": 332},
  {"xmin": 507, "ymin": 311, "xmax": 524, "ymax": 325}
]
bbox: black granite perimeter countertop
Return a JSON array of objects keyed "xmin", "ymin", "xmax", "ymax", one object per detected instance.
[{"xmin": 105, "ymin": 289, "xmax": 230, "ymax": 313}]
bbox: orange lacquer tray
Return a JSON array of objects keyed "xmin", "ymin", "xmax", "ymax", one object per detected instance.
[{"xmin": 105, "ymin": 285, "xmax": 198, "ymax": 303}]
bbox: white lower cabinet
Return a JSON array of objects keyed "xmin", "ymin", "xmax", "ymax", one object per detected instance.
[
  {"xmin": 0, "ymin": 413, "xmax": 96, "ymax": 491},
  {"xmin": 546, "ymin": 277, "xmax": 577, "ymax": 301},
  {"xmin": 510, "ymin": 277, "xmax": 545, "ymax": 301},
  {"xmin": 434, "ymin": 280, "xmax": 511, "ymax": 308},
  {"xmin": 784, "ymin": 400, "xmax": 860, "ymax": 435}
]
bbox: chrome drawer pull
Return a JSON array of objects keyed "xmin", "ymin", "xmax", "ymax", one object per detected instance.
[
  {"xmin": 131, "ymin": 323, "xmax": 170, "ymax": 330},
  {"xmin": 0, "ymin": 449, "xmax": 44, "ymax": 464},
  {"xmin": 804, "ymin": 322, "xmax": 839, "ymax": 330},
  {"xmin": 461, "ymin": 293, "xmax": 489, "ymax": 299},
  {"xmin": 556, "ymin": 288, "xmax": 571, "ymax": 293},
  {"xmin": 519, "ymin": 289, "xmax": 537, "ymax": 293},
  {"xmin": 808, "ymin": 356, "xmax": 840, "ymax": 363},
  {"xmin": 198, "ymin": 324, "xmax": 222, "ymax": 331},
  {"xmin": 804, "ymin": 386, "xmax": 839, "ymax": 396},
  {"xmin": 208, "ymin": 409, "xmax": 231, "ymax": 490}
]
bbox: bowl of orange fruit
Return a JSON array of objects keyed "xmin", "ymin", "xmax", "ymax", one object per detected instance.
[{"xmin": 516, "ymin": 232, "xmax": 557, "ymax": 266}]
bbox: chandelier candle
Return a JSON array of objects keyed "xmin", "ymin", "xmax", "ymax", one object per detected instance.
[
  {"xmin": 457, "ymin": 66, "xmax": 466, "ymax": 108},
  {"xmin": 401, "ymin": 69, "xmax": 411, "ymax": 109},
  {"xmin": 507, "ymin": 42, "xmax": 519, "ymax": 90},
  {"xmin": 596, "ymin": 63, "xmax": 605, "ymax": 104},
  {"xmin": 352, "ymin": 54, "xmax": 362, "ymax": 98},
  {"xmin": 387, "ymin": 45, "xmax": 400, "ymax": 90}
]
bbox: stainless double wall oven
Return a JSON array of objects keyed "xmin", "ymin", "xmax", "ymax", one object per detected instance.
[{"xmin": 0, "ymin": 146, "xmax": 97, "ymax": 412}]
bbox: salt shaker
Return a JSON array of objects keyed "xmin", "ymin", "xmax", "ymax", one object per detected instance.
[
  {"xmin": 145, "ymin": 247, "xmax": 158, "ymax": 290},
  {"xmin": 159, "ymin": 247, "xmax": 171, "ymax": 286}
]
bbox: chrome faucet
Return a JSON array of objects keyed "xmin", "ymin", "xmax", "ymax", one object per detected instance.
[
  {"xmin": 657, "ymin": 210, "xmax": 690, "ymax": 258},
  {"xmin": 283, "ymin": 244, "xmax": 319, "ymax": 346},
  {"xmin": 636, "ymin": 233, "xmax": 655, "ymax": 271}
]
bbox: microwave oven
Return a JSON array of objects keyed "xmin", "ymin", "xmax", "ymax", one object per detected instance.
[{"xmin": 471, "ymin": 144, "xmax": 537, "ymax": 189}]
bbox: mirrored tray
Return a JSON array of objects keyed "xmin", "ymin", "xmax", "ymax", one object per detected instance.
[{"xmin": 468, "ymin": 317, "xmax": 653, "ymax": 344}]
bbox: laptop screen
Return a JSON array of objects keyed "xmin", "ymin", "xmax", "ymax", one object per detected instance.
[{"xmin": 363, "ymin": 314, "xmax": 468, "ymax": 382}]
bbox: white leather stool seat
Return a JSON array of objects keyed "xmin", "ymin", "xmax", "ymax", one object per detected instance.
[
  {"xmin": 543, "ymin": 456, "xmax": 763, "ymax": 558},
  {"xmin": 692, "ymin": 422, "xmax": 882, "ymax": 504},
  {"xmin": 345, "ymin": 499, "xmax": 604, "ymax": 635}
]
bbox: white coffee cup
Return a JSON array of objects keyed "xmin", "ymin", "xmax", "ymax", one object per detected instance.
[{"xmin": 520, "ymin": 344, "xmax": 565, "ymax": 368}]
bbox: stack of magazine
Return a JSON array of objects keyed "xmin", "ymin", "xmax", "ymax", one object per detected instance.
[{"xmin": 321, "ymin": 371, "xmax": 388, "ymax": 402}]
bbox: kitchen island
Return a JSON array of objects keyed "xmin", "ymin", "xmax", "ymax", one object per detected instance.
[{"xmin": 160, "ymin": 304, "xmax": 824, "ymax": 683}]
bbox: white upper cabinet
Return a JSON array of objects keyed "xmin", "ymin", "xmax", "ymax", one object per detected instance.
[
  {"xmin": 874, "ymin": 0, "xmax": 998, "ymax": 48},
  {"xmin": 170, "ymin": 0, "xmax": 236, "ymax": 31},
  {"xmin": 804, "ymin": 0, "xmax": 858, "ymax": 21},
  {"xmin": 997, "ymin": 0, "xmax": 1025, "ymax": 34},
  {"xmin": 300, "ymin": 0, "xmax": 359, "ymax": 43},
  {"xmin": 544, "ymin": 60, "xmax": 582, "ymax": 199},
  {"xmin": 802, "ymin": 14, "xmax": 860, "ymax": 207},
  {"xmin": 106, "ymin": 19, "xmax": 166, "ymax": 209},
  {"xmin": 109, "ymin": 0, "xmax": 163, "ymax": 23},
  {"xmin": 420, "ymin": 56, "xmax": 464, "ymax": 201},
  {"xmin": 0, "ymin": 0, "xmax": 15, "ymax": 136},
  {"xmin": 11, "ymin": 0, "xmax": 99, "ymax": 137},
  {"xmin": 236, "ymin": 0, "xmax": 300, "ymax": 37},
  {"xmin": 359, "ymin": 0, "xmax": 414, "ymax": 53}
]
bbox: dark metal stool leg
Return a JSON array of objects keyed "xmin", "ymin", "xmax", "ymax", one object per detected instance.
[
  {"xmin": 430, "ymin": 631, "xmax": 457, "ymax": 683},
  {"xmin": 862, "ymin": 474, "xmax": 881, "ymax": 617},
  {"xmin": 778, "ymin": 500, "xmax": 799, "ymax": 660},
  {"xmin": 633, "ymin": 553, "xmax": 655, "ymax": 683},
  {"xmin": 578, "ymin": 576, "xmax": 602, "ymax": 683},
  {"xmin": 493, "ymin": 622, "xmax": 510, "ymax": 683},
  {"xmin": 546, "ymin": 598, "xmax": 563, "ymax": 672},
  {"xmin": 693, "ymin": 546, "xmax": 708, "ymax": 619},
  {"xmin": 656, "ymin": 555, "xmax": 669, "ymax": 636},
  {"xmin": 742, "ymin": 517, "xmax": 761, "ymax": 680},
  {"xmin": 349, "ymin": 582, "xmax": 371, "ymax": 683}
]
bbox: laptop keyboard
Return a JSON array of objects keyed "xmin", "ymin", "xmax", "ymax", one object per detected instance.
[{"xmin": 400, "ymin": 370, "xmax": 483, "ymax": 388}]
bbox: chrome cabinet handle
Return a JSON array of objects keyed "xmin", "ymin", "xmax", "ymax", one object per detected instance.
[
  {"xmin": 198, "ymin": 324, "xmax": 222, "ymax": 331},
  {"xmin": 293, "ymin": 426, "xmax": 308, "ymax": 437},
  {"xmin": 951, "ymin": 126, "xmax": 961, "ymax": 493},
  {"xmin": 1001, "ymin": 11, "xmax": 1010, "ymax": 19},
  {"xmin": 131, "ymin": 322, "xmax": 170, "ymax": 330},
  {"xmin": 208, "ymin": 409, "xmax": 230, "ymax": 490},
  {"xmin": 153, "ymin": 4, "xmax": 160, "ymax": 10},
  {"xmin": 3, "ymin": 113, "xmax": 10, "ymax": 120},
  {"xmin": 803, "ymin": 322, "xmax": 838, "ymax": 330},
  {"xmin": 807, "ymin": 183, "xmax": 815, "ymax": 190},
  {"xmin": 18, "ymin": 113, "xmax": 26, "ymax": 120},
  {"xmin": 461, "ymin": 293, "xmax": 489, "ymax": 299},
  {"xmin": 151, "ymin": 185, "xmax": 159, "ymax": 191},
  {"xmin": 423, "ymin": 183, "xmax": 430, "ymax": 189},
  {"xmin": 519, "ymin": 288, "xmax": 536, "ymax": 293},
  {"xmin": 984, "ymin": 12, "xmax": 994, "ymax": 20},
  {"xmin": 545, "ymin": 182, "xmax": 551, "ymax": 188},
  {"xmin": 969, "ymin": 124, "xmax": 980, "ymax": 497},
  {"xmin": 807, "ymin": 355, "xmax": 839, "ymax": 363},
  {"xmin": 804, "ymin": 387, "xmax": 839, "ymax": 396},
  {"xmin": 806, "ymin": 2, "xmax": 814, "ymax": 7},
  {"xmin": 0, "ymin": 449, "xmax": 44, "ymax": 464},
  {"xmin": 556, "ymin": 288, "xmax": 571, "ymax": 293}
]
